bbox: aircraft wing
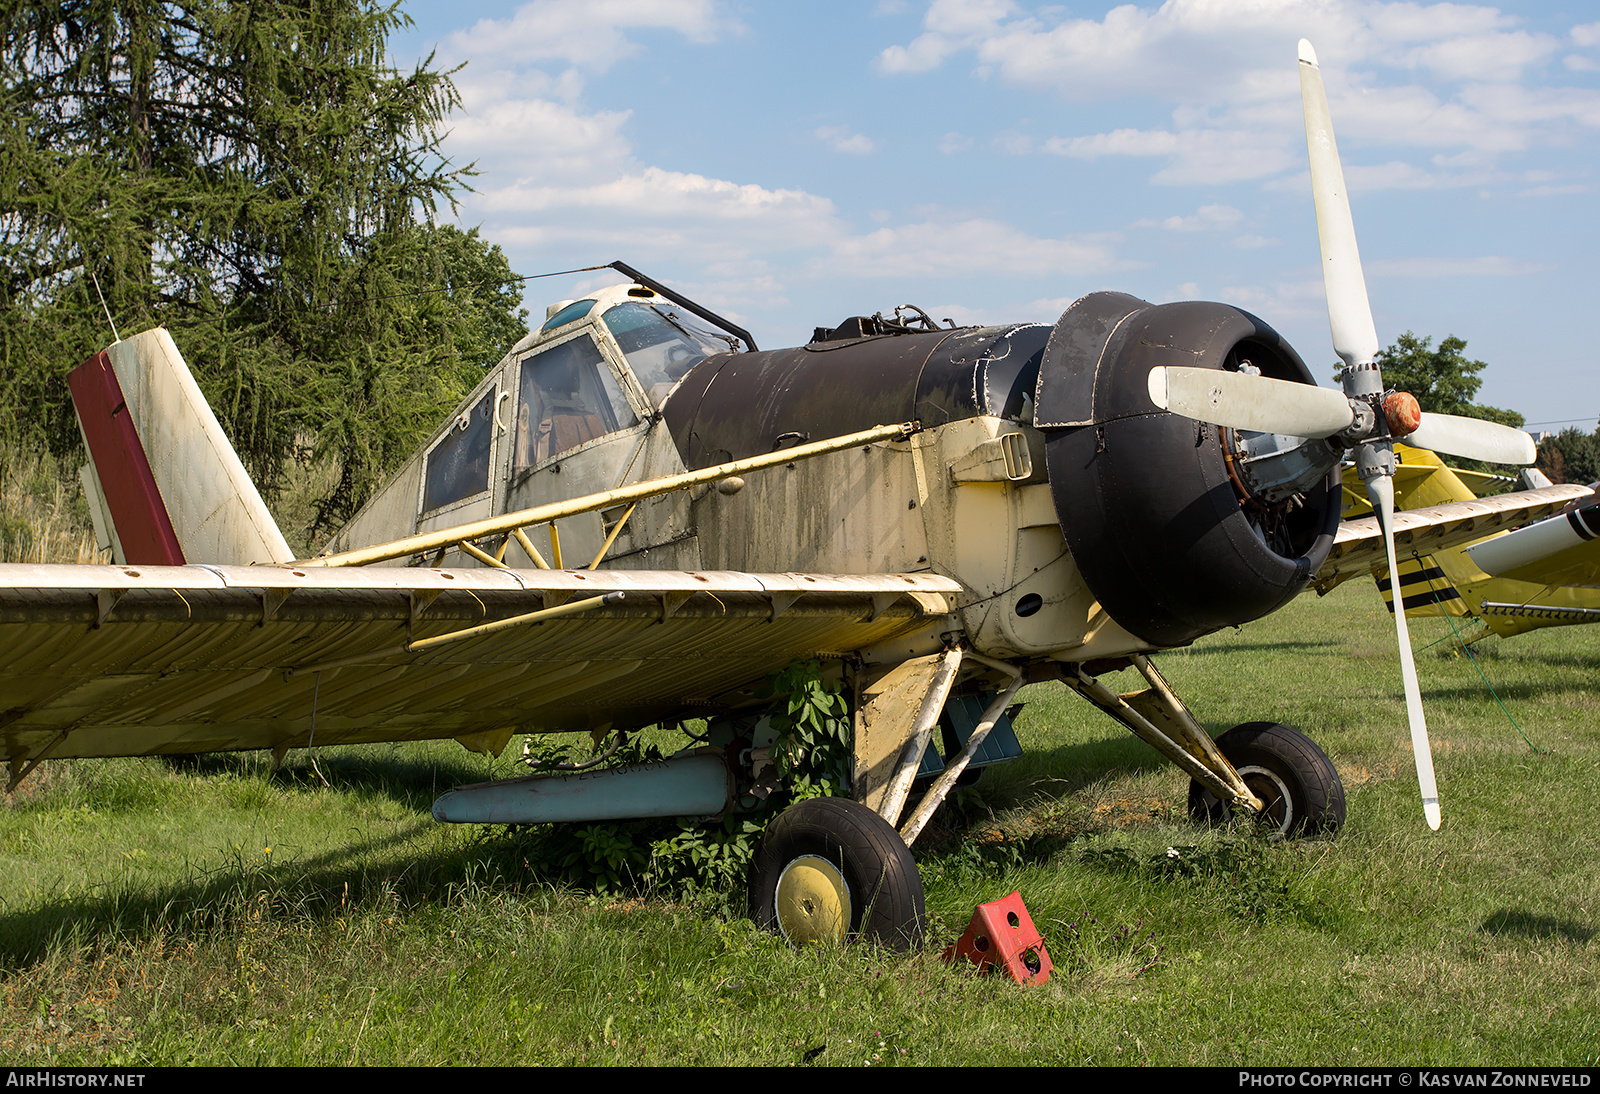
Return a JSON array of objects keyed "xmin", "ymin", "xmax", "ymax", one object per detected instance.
[
  {"xmin": 1312, "ymin": 484, "xmax": 1591, "ymax": 594},
  {"xmin": 0, "ymin": 563, "xmax": 960, "ymax": 768}
]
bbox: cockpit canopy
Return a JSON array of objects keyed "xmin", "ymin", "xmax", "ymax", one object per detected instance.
[{"xmin": 419, "ymin": 284, "xmax": 739, "ymax": 516}]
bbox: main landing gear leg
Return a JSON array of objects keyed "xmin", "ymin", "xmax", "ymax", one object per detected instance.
[
  {"xmin": 1060, "ymin": 656, "xmax": 1346, "ymax": 838},
  {"xmin": 1059, "ymin": 655, "xmax": 1267, "ymax": 817}
]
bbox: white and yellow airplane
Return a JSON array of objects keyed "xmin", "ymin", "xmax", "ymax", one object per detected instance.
[{"xmin": 1335, "ymin": 445, "xmax": 1600, "ymax": 642}]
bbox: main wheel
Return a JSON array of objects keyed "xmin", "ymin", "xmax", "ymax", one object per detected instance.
[
  {"xmin": 1188, "ymin": 722, "xmax": 1345, "ymax": 838},
  {"xmin": 747, "ymin": 798, "xmax": 926, "ymax": 950}
]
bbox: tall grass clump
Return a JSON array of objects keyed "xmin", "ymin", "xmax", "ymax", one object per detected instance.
[{"xmin": 0, "ymin": 450, "xmax": 107, "ymax": 564}]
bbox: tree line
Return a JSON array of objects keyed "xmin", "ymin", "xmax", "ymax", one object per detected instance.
[{"xmin": 1, "ymin": 0, "xmax": 528, "ymax": 542}]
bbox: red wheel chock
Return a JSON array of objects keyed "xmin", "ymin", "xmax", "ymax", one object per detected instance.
[{"xmin": 941, "ymin": 890, "xmax": 1052, "ymax": 984}]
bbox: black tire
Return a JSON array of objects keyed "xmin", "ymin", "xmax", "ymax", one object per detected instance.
[
  {"xmin": 747, "ymin": 798, "xmax": 926, "ymax": 950},
  {"xmin": 1188, "ymin": 722, "xmax": 1345, "ymax": 838}
]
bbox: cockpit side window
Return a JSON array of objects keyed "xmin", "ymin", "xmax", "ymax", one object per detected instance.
[
  {"xmin": 512, "ymin": 333, "xmax": 637, "ymax": 470},
  {"xmin": 602, "ymin": 303, "xmax": 729, "ymax": 405},
  {"xmin": 423, "ymin": 387, "xmax": 497, "ymax": 512}
]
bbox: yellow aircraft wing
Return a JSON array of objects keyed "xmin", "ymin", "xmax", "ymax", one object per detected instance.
[
  {"xmin": 1312, "ymin": 484, "xmax": 1590, "ymax": 594},
  {"xmin": 1332, "ymin": 445, "xmax": 1600, "ymax": 638},
  {"xmin": 0, "ymin": 563, "xmax": 959, "ymax": 773}
]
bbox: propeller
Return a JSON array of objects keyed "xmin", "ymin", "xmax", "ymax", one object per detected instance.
[
  {"xmin": 1300, "ymin": 36, "xmax": 1442, "ymax": 832},
  {"xmin": 1148, "ymin": 39, "xmax": 1543, "ymax": 830},
  {"xmin": 1148, "ymin": 39, "xmax": 1535, "ymax": 471},
  {"xmin": 1148, "ymin": 365, "xmax": 1354, "ymax": 437},
  {"xmin": 1407, "ymin": 412, "xmax": 1535, "ymax": 465}
]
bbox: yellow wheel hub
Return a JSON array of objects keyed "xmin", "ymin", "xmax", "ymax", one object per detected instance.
[{"xmin": 774, "ymin": 855, "xmax": 852, "ymax": 945}]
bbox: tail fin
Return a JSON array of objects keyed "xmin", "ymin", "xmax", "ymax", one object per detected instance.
[
  {"xmin": 67, "ymin": 328, "xmax": 293, "ymax": 566},
  {"xmin": 1376, "ymin": 555, "xmax": 1469, "ymax": 618},
  {"xmin": 1346, "ymin": 445, "xmax": 1484, "ymax": 623}
]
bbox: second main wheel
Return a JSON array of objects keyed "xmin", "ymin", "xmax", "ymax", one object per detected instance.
[{"xmin": 1188, "ymin": 721, "xmax": 1346, "ymax": 838}]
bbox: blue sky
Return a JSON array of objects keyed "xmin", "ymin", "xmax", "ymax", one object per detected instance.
[{"xmin": 390, "ymin": 0, "xmax": 1600, "ymax": 433}]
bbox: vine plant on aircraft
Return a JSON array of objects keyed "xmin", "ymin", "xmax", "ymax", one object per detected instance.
[{"xmin": 0, "ymin": 42, "xmax": 1585, "ymax": 948}]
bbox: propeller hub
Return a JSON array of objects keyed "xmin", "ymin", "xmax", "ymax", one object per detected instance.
[
  {"xmin": 1354, "ymin": 434, "xmax": 1397, "ymax": 484},
  {"xmin": 1383, "ymin": 392, "xmax": 1421, "ymax": 438}
]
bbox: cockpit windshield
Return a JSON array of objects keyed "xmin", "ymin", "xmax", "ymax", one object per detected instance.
[
  {"xmin": 602, "ymin": 302, "xmax": 732, "ymax": 401},
  {"xmin": 512, "ymin": 333, "xmax": 635, "ymax": 470}
]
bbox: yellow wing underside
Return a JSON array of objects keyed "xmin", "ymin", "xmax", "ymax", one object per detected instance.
[{"xmin": 0, "ymin": 564, "xmax": 959, "ymax": 766}]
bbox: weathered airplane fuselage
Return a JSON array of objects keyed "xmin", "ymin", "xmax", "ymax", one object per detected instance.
[{"xmin": 327, "ymin": 280, "xmax": 1343, "ymax": 669}]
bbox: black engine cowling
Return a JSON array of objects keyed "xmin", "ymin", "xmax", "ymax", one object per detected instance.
[{"xmin": 1037, "ymin": 292, "xmax": 1341, "ymax": 648}]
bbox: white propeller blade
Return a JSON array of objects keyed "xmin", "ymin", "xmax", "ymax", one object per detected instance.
[
  {"xmin": 1367, "ymin": 474, "xmax": 1442, "ymax": 831},
  {"xmin": 1407, "ymin": 412, "xmax": 1536, "ymax": 465},
  {"xmin": 1149, "ymin": 366, "xmax": 1355, "ymax": 437},
  {"xmin": 1300, "ymin": 39, "xmax": 1380, "ymax": 371}
]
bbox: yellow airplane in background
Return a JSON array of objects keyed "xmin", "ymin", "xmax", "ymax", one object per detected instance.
[{"xmin": 1340, "ymin": 445, "xmax": 1600, "ymax": 642}]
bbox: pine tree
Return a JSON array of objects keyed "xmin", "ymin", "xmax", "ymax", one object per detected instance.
[{"xmin": 0, "ymin": 0, "xmax": 527, "ymax": 536}]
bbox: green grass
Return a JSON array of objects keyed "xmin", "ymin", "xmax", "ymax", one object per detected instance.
[{"xmin": 2, "ymin": 582, "xmax": 1597, "ymax": 1065}]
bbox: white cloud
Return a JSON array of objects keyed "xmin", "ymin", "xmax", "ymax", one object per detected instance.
[
  {"xmin": 1341, "ymin": 161, "xmax": 1452, "ymax": 190},
  {"xmin": 1134, "ymin": 204, "xmax": 1245, "ymax": 232},
  {"xmin": 420, "ymin": 0, "xmax": 1151, "ymax": 329},
  {"xmin": 477, "ymin": 167, "xmax": 842, "ymax": 245},
  {"xmin": 445, "ymin": 80, "xmax": 634, "ymax": 181},
  {"xmin": 821, "ymin": 216, "xmax": 1125, "ymax": 279},
  {"xmin": 1397, "ymin": 31, "xmax": 1560, "ymax": 83},
  {"xmin": 881, "ymin": 1, "xmax": 1544, "ymax": 100},
  {"xmin": 1215, "ymin": 275, "xmax": 1337, "ymax": 326},
  {"xmin": 877, "ymin": 1, "xmax": 1600, "ymax": 187},
  {"xmin": 876, "ymin": 0, "xmax": 1018, "ymax": 73},
  {"xmin": 938, "ymin": 131, "xmax": 973, "ymax": 154},
  {"xmin": 1045, "ymin": 128, "xmax": 1177, "ymax": 159},
  {"xmin": 445, "ymin": 0, "xmax": 733, "ymax": 73},
  {"xmin": 430, "ymin": 0, "xmax": 823, "ymax": 292},
  {"xmin": 431, "ymin": 2, "xmax": 746, "ymax": 190},
  {"xmin": 1043, "ymin": 126, "xmax": 1296, "ymax": 185},
  {"xmin": 1517, "ymin": 182, "xmax": 1590, "ymax": 196},
  {"xmin": 815, "ymin": 126, "xmax": 878, "ymax": 155},
  {"xmin": 992, "ymin": 130, "xmax": 1035, "ymax": 155}
]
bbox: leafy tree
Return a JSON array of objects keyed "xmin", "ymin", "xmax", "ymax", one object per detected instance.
[
  {"xmin": 1367, "ymin": 331, "xmax": 1525, "ymax": 428},
  {"xmin": 0, "ymin": 0, "xmax": 527, "ymax": 534},
  {"xmin": 1535, "ymin": 427, "xmax": 1600, "ymax": 485}
]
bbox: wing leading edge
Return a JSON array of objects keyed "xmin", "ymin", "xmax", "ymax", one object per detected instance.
[{"xmin": 1312, "ymin": 484, "xmax": 1591, "ymax": 594}]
